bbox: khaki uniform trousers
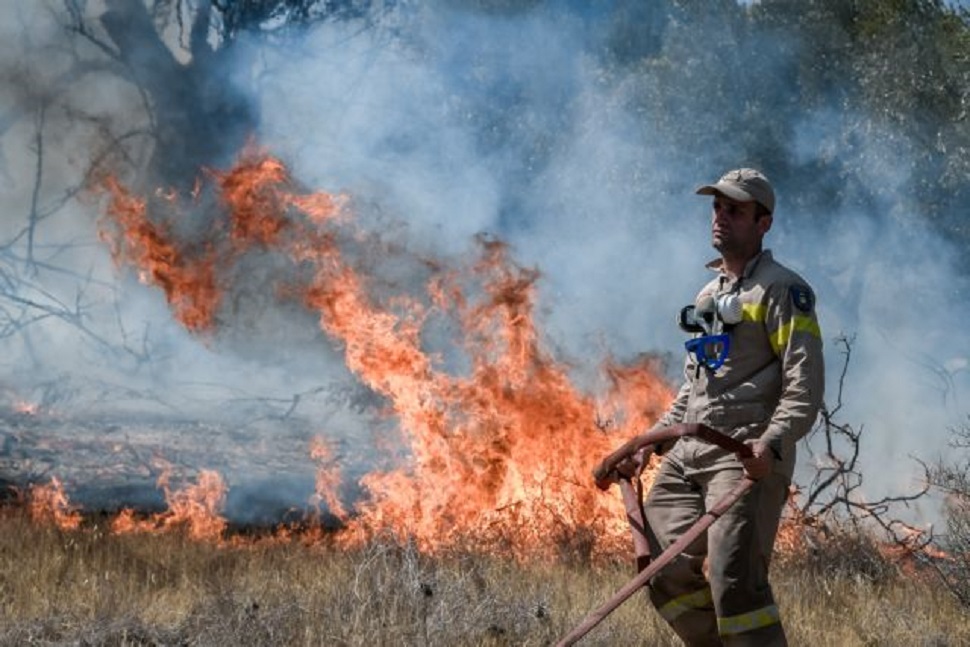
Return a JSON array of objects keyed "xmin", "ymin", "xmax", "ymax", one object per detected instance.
[{"xmin": 643, "ymin": 456, "xmax": 789, "ymax": 647}]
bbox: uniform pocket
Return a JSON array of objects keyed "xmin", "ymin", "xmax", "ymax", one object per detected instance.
[{"xmin": 706, "ymin": 401, "xmax": 769, "ymax": 428}]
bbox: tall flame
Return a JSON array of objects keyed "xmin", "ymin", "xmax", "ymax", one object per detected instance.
[
  {"xmin": 97, "ymin": 147, "xmax": 674, "ymax": 559},
  {"xmin": 100, "ymin": 177, "xmax": 221, "ymax": 333},
  {"xmin": 310, "ymin": 436, "xmax": 348, "ymax": 521}
]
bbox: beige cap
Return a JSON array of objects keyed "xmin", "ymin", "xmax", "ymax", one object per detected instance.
[{"xmin": 696, "ymin": 168, "xmax": 775, "ymax": 213}]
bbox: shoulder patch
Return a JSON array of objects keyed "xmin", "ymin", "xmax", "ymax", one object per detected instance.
[{"xmin": 790, "ymin": 284, "xmax": 815, "ymax": 313}]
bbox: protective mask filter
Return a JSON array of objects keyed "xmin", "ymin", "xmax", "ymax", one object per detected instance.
[
  {"xmin": 716, "ymin": 294, "xmax": 743, "ymax": 325},
  {"xmin": 678, "ymin": 305, "xmax": 706, "ymax": 334},
  {"xmin": 678, "ymin": 294, "xmax": 742, "ymax": 335}
]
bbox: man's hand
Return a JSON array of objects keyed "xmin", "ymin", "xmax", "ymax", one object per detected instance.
[
  {"xmin": 593, "ymin": 447, "xmax": 649, "ymax": 490},
  {"xmin": 739, "ymin": 439, "xmax": 773, "ymax": 480}
]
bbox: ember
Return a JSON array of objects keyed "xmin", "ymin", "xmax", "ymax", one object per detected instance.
[
  {"xmin": 96, "ymin": 148, "xmax": 675, "ymax": 558},
  {"xmin": 13, "ymin": 400, "xmax": 39, "ymax": 416}
]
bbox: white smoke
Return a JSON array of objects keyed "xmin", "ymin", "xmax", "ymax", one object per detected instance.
[{"xmin": 250, "ymin": 4, "xmax": 968, "ymax": 514}]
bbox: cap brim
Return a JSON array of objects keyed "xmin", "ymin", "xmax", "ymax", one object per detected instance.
[{"xmin": 696, "ymin": 182, "xmax": 755, "ymax": 203}]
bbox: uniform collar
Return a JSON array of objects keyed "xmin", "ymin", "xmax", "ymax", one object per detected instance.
[{"xmin": 705, "ymin": 249, "xmax": 773, "ymax": 280}]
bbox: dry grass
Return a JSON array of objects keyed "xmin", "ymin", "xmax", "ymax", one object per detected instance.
[{"xmin": 1, "ymin": 508, "xmax": 968, "ymax": 646}]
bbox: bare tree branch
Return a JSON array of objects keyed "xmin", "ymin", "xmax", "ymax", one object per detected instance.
[
  {"xmin": 792, "ymin": 335, "xmax": 933, "ymax": 556},
  {"xmin": 24, "ymin": 103, "xmax": 48, "ymax": 274}
]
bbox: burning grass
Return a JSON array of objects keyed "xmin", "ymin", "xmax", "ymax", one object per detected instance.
[{"xmin": 1, "ymin": 506, "xmax": 968, "ymax": 647}]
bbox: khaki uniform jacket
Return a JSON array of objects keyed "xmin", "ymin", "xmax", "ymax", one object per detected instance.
[{"xmin": 655, "ymin": 250, "xmax": 825, "ymax": 479}]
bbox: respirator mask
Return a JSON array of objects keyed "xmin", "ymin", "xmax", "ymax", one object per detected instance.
[{"xmin": 678, "ymin": 294, "xmax": 742, "ymax": 371}]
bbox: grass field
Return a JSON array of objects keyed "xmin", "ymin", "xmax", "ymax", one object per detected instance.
[{"xmin": 1, "ymin": 508, "xmax": 968, "ymax": 646}]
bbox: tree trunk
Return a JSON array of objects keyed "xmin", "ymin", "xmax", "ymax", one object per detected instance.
[{"xmin": 100, "ymin": 0, "xmax": 257, "ymax": 190}]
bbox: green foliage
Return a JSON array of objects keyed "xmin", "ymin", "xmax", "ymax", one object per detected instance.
[
  {"xmin": 210, "ymin": 0, "xmax": 378, "ymax": 39},
  {"xmin": 609, "ymin": 0, "xmax": 970, "ymax": 253}
]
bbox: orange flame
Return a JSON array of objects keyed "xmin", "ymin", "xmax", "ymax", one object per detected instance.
[
  {"xmin": 98, "ymin": 148, "xmax": 674, "ymax": 559},
  {"xmin": 28, "ymin": 477, "xmax": 82, "ymax": 531},
  {"xmin": 112, "ymin": 468, "xmax": 228, "ymax": 542},
  {"xmin": 99, "ymin": 176, "xmax": 221, "ymax": 333}
]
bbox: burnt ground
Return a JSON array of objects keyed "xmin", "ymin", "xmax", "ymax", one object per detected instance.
[{"xmin": 0, "ymin": 409, "xmax": 358, "ymax": 528}]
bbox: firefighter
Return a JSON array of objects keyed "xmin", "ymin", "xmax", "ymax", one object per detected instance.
[{"xmin": 598, "ymin": 168, "xmax": 824, "ymax": 646}]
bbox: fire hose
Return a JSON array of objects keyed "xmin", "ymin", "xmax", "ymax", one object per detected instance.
[{"xmin": 556, "ymin": 423, "xmax": 755, "ymax": 647}]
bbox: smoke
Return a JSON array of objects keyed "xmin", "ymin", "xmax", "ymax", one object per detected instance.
[
  {"xmin": 1, "ymin": 1, "xmax": 967, "ymax": 523},
  {"xmin": 250, "ymin": 1, "xmax": 970, "ymax": 512}
]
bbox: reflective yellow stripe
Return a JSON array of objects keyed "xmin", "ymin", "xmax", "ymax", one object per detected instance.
[
  {"xmin": 769, "ymin": 315, "xmax": 821, "ymax": 354},
  {"xmin": 717, "ymin": 604, "xmax": 781, "ymax": 635},
  {"xmin": 741, "ymin": 303, "xmax": 767, "ymax": 322},
  {"xmin": 657, "ymin": 588, "xmax": 713, "ymax": 622}
]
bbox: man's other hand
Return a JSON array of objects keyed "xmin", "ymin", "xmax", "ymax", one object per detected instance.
[{"xmin": 740, "ymin": 439, "xmax": 773, "ymax": 480}]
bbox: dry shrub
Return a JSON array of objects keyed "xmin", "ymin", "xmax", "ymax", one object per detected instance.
[
  {"xmin": 928, "ymin": 490, "xmax": 970, "ymax": 606},
  {"xmin": 0, "ymin": 617, "xmax": 184, "ymax": 647},
  {"xmin": 774, "ymin": 523, "xmax": 900, "ymax": 584},
  {"xmin": 925, "ymin": 421, "xmax": 970, "ymax": 607}
]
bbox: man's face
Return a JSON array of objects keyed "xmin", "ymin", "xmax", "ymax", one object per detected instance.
[{"xmin": 711, "ymin": 195, "xmax": 771, "ymax": 257}]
